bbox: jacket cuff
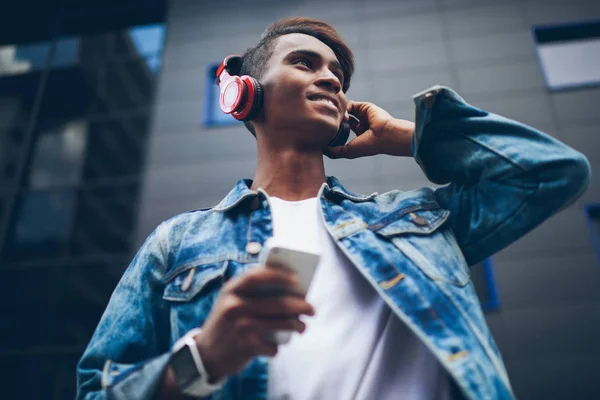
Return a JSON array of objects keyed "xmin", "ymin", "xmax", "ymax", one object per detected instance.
[
  {"xmin": 105, "ymin": 353, "xmax": 172, "ymax": 400},
  {"xmin": 411, "ymin": 85, "xmax": 473, "ymax": 185}
]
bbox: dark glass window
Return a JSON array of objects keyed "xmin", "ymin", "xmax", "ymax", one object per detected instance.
[
  {"xmin": 0, "ymin": 269, "xmax": 55, "ymax": 348},
  {"xmin": 54, "ymin": 261, "xmax": 125, "ymax": 346},
  {"xmin": 51, "ymin": 37, "xmax": 80, "ymax": 68},
  {"xmin": 0, "ymin": 42, "xmax": 50, "ymax": 76},
  {"xmin": 0, "ymin": 6, "xmax": 167, "ymax": 399},
  {"xmin": 124, "ymin": 24, "xmax": 165, "ymax": 57},
  {"xmin": 26, "ymin": 120, "xmax": 88, "ymax": 189},
  {"xmin": 69, "ymin": 184, "xmax": 139, "ymax": 257}
]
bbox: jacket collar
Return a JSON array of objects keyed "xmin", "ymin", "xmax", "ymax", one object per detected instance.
[{"xmin": 213, "ymin": 176, "xmax": 377, "ymax": 212}]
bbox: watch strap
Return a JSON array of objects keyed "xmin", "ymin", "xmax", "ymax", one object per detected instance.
[{"xmin": 172, "ymin": 328, "xmax": 226, "ymax": 397}]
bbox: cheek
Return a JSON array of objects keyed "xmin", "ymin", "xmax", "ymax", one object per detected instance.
[{"xmin": 265, "ymin": 75, "xmax": 305, "ymax": 107}]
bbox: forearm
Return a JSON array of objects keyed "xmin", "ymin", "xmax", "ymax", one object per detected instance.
[{"xmin": 383, "ymin": 118, "xmax": 414, "ymax": 157}]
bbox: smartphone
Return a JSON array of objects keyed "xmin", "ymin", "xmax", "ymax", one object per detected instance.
[
  {"xmin": 326, "ymin": 113, "xmax": 359, "ymax": 148},
  {"xmin": 258, "ymin": 238, "xmax": 320, "ymax": 344}
]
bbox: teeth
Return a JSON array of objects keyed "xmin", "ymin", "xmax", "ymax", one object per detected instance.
[{"xmin": 312, "ymin": 98, "xmax": 335, "ymax": 107}]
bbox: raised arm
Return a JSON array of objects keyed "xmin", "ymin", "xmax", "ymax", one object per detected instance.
[{"xmin": 412, "ymin": 86, "xmax": 591, "ymax": 265}]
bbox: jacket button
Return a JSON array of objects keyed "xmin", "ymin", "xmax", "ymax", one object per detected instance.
[
  {"xmin": 409, "ymin": 212, "xmax": 428, "ymax": 226},
  {"xmin": 246, "ymin": 242, "xmax": 262, "ymax": 255},
  {"xmin": 250, "ymin": 197, "xmax": 261, "ymax": 210}
]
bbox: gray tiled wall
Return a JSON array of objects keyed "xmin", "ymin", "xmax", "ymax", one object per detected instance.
[{"xmin": 137, "ymin": 0, "xmax": 600, "ymax": 398}]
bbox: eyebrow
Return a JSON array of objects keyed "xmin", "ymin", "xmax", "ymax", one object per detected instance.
[{"xmin": 285, "ymin": 49, "xmax": 344, "ymax": 79}]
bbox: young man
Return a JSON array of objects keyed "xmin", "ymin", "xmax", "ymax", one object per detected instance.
[{"xmin": 76, "ymin": 17, "xmax": 591, "ymax": 400}]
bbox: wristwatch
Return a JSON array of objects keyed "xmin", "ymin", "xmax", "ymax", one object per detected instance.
[{"xmin": 170, "ymin": 328, "xmax": 226, "ymax": 397}]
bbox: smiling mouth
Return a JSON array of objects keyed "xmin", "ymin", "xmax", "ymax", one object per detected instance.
[{"xmin": 309, "ymin": 97, "xmax": 339, "ymax": 114}]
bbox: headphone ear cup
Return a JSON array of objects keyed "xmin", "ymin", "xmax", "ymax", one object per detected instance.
[{"xmin": 243, "ymin": 77, "xmax": 263, "ymax": 121}]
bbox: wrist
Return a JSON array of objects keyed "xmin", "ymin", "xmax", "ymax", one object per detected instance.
[
  {"xmin": 170, "ymin": 328, "xmax": 226, "ymax": 397},
  {"xmin": 385, "ymin": 118, "xmax": 415, "ymax": 157},
  {"xmin": 193, "ymin": 330, "xmax": 225, "ymax": 382}
]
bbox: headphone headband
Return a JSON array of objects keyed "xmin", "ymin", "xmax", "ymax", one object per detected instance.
[{"xmin": 216, "ymin": 55, "xmax": 242, "ymax": 85}]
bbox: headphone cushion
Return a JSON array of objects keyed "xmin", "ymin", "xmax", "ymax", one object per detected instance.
[{"xmin": 244, "ymin": 77, "xmax": 263, "ymax": 121}]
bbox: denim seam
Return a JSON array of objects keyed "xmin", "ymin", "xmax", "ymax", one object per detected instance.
[
  {"xmin": 435, "ymin": 280, "xmax": 511, "ymax": 396},
  {"xmin": 214, "ymin": 193, "xmax": 258, "ymax": 212},
  {"xmin": 165, "ymin": 258, "xmax": 236, "ymax": 283},
  {"xmin": 163, "ymin": 263, "xmax": 229, "ymax": 301},
  {"xmin": 460, "ymin": 180, "xmax": 540, "ymax": 257},
  {"xmin": 372, "ymin": 208, "xmax": 449, "ymax": 236},
  {"xmin": 157, "ymin": 222, "xmax": 169, "ymax": 272},
  {"xmin": 367, "ymin": 202, "xmax": 441, "ymax": 230},
  {"xmin": 442, "ymin": 129, "xmax": 541, "ymax": 251}
]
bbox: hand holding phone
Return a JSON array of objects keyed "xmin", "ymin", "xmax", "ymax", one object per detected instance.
[{"xmin": 258, "ymin": 238, "xmax": 320, "ymax": 344}]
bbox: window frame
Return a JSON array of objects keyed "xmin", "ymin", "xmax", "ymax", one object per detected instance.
[{"xmin": 531, "ymin": 19, "xmax": 600, "ymax": 92}]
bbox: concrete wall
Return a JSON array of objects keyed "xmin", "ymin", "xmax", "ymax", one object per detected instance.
[{"xmin": 138, "ymin": 0, "xmax": 600, "ymax": 398}]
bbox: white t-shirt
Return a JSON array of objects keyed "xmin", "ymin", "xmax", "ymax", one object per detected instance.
[{"xmin": 266, "ymin": 196, "xmax": 451, "ymax": 400}]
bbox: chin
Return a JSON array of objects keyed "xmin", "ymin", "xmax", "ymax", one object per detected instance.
[
  {"xmin": 310, "ymin": 114, "xmax": 341, "ymax": 133},
  {"xmin": 288, "ymin": 113, "xmax": 341, "ymax": 144},
  {"xmin": 309, "ymin": 120, "xmax": 339, "ymax": 141}
]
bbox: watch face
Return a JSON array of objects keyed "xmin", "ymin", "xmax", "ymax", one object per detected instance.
[{"xmin": 172, "ymin": 345, "xmax": 200, "ymax": 389}]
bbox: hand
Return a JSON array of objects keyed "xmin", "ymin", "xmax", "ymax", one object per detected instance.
[
  {"xmin": 193, "ymin": 266, "xmax": 315, "ymax": 380},
  {"xmin": 324, "ymin": 101, "xmax": 415, "ymax": 159}
]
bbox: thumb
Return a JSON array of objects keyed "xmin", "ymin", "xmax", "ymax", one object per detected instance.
[{"xmin": 324, "ymin": 132, "xmax": 378, "ymax": 159}]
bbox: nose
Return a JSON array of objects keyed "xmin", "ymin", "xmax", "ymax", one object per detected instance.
[{"xmin": 315, "ymin": 70, "xmax": 341, "ymax": 94}]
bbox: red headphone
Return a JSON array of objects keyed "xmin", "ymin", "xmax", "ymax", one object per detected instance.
[
  {"xmin": 215, "ymin": 55, "xmax": 263, "ymax": 121},
  {"xmin": 215, "ymin": 54, "xmax": 351, "ymax": 147}
]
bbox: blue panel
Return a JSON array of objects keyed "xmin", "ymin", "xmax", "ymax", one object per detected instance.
[
  {"xmin": 480, "ymin": 257, "xmax": 501, "ymax": 312},
  {"xmin": 584, "ymin": 204, "xmax": 600, "ymax": 268}
]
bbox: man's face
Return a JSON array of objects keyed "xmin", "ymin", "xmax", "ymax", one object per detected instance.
[{"xmin": 257, "ymin": 33, "xmax": 349, "ymax": 147}]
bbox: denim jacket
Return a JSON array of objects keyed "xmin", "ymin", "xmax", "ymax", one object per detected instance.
[{"xmin": 76, "ymin": 86, "xmax": 591, "ymax": 400}]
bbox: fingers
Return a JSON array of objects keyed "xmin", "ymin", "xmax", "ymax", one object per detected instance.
[
  {"xmin": 229, "ymin": 266, "xmax": 297, "ymax": 295},
  {"xmin": 347, "ymin": 100, "xmax": 370, "ymax": 119},
  {"xmin": 244, "ymin": 295, "xmax": 315, "ymax": 318},
  {"xmin": 254, "ymin": 316, "xmax": 307, "ymax": 334},
  {"xmin": 348, "ymin": 103, "xmax": 369, "ymax": 136},
  {"xmin": 239, "ymin": 331, "xmax": 279, "ymax": 357},
  {"xmin": 347, "ymin": 114, "xmax": 366, "ymax": 136},
  {"xmin": 252, "ymin": 337, "xmax": 279, "ymax": 357},
  {"xmin": 235, "ymin": 317, "xmax": 307, "ymax": 357},
  {"xmin": 324, "ymin": 133, "xmax": 379, "ymax": 159}
]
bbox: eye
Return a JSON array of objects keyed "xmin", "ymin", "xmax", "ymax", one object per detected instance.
[{"xmin": 293, "ymin": 58, "xmax": 312, "ymax": 69}]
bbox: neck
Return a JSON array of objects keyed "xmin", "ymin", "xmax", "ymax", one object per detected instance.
[{"xmin": 250, "ymin": 135, "xmax": 327, "ymax": 201}]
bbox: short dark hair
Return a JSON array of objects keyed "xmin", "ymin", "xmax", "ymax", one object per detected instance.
[{"xmin": 239, "ymin": 17, "xmax": 355, "ymax": 136}]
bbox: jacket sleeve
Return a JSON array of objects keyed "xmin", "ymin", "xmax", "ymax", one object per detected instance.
[
  {"xmin": 76, "ymin": 222, "xmax": 173, "ymax": 399},
  {"xmin": 411, "ymin": 86, "xmax": 591, "ymax": 266}
]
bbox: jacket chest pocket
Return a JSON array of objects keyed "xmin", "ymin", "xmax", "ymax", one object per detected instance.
[
  {"xmin": 163, "ymin": 260, "xmax": 234, "ymax": 340},
  {"xmin": 371, "ymin": 204, "xmax": 470, "ymax": 287},
  {"xmin": 163, "ymin": 261, "xmax": 230, "ymax": 302}
]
